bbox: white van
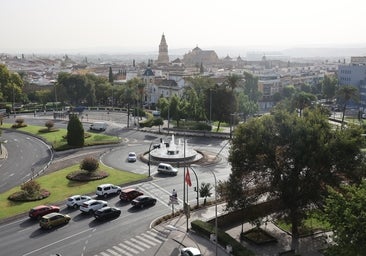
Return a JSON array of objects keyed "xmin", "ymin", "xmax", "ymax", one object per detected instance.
[
  {"xmin": 90, "ymin": 122, "xmax": 107, "ymax": 131},
  {"xmin": 157, "ymin": 163, "xmax": 178, "ymax": 175}
]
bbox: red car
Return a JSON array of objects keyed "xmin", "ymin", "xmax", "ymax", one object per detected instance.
[
  {"xmin": 29, "ymin": 205, "xmax": 60, "ymax": 219},
  {"xmin": 119, "ymin": 188, "xmax": 143, "ymax": 201}
]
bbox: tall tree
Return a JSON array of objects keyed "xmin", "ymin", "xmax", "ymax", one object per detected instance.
[
  {"xmin": 322, "ymin": 75, "xmax": 338, "ymax": 101},
  {"xmin": 207, "ymin": 85, "xmax": 236, "ymax": 132},
  {"xmin": 336, "ymin": 85, "xmax": 359, "ymax": 128},
  {"xmin": 291, "ymin": 91, "xmax": 316, "ymax": 117},
  {"xmin": 227, "ymin": 107, "xmax": 364, "ymax": 240},
  {"xmin": 108, "ymin": 66, "xmax": 114, "ymax": 83},
  {"xmin": 225, "ymin": 74, "xmax": 242, "ymax": 91},
  {"xmin": 243, "ymin": 71, "xmax": 260, "ymax": 101},
  {"xmin": 67, "ymin": 114, "xmax": 84, "ymax": 147},
  {"xmin": 324, "ymin": 181, "xmax": 366, "ymax": 255}
]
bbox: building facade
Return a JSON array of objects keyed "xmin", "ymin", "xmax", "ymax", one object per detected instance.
[{"xmin": 338, "ymin": 57, "xmax": 366, "ymax": 109}]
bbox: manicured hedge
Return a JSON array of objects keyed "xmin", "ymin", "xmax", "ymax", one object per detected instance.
[
  {"xmin": 191, "ymin": 220, "xmax": 255, "ymax": 256},
  {"xmin": 138, "ymin": 112, "xmax": 154, "ymax": 128}
]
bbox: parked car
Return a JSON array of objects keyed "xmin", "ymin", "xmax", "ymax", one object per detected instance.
[
  {"xmin": 94, "ymin": 206, "xmax": 121, "ymax": 220},
  {"xmin": 180, "ymin": 247, "xmax": 202, "ymax": 256},
  {"xmin": 96, "ymin": 184, "xmax": 121, "ymax": 198},
  {"xmin": 29, "ymin": 205, "xmax": 60, "ymax": 219},
  {"xmin": 66, "ymin": 195, "xmax": 92, "ymax": 209},
  {"xmin": 131, "ymin": 195, "xmax": 157, "ymax": 208},
  {"xmin": 119, "ymin": 188, "xmax": 143, "ymax": 201},
  {"xmin": 39, "ymin": 212, "xmax": 71, "ymax": 229},
  {"xmin": 127, "ymin": 152, "xmax": 137, "ymax": 162},
  {"xmin": 157, "ymin": 163, "xmax": 178, "ymax": 175},
  {"xmin": 90, "ymin": 122, "xmax": 107, "ymax": 131},
  {"xmin": 79, "ymin": 199, "xmax": 107, "ymax": 213}
]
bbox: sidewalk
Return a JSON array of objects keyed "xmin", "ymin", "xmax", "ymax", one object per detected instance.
[
  {"xmin": 153, "ymin": 204, "xmax": 329, "ymax": 256},
  {"xmin": 153, "ymin": 204, "xmax": 230, "ymax": 256}
]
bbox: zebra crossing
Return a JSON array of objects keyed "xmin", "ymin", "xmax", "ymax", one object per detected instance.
[{"xmin": 94, "ymin": 229, "xmax": 170, "ymax": 256}]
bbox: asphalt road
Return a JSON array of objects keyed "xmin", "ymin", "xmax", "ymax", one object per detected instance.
[
  {"xmin": 0, "ymin": 129, "xmax": 53, "ymax": 193},
  {"xmin": 0, "ymin": 111, "xmax": 232, "ymax": 256}
]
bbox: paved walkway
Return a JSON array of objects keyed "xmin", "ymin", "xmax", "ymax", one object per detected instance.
[{"xmin": 153, "ymin": 203, "xmax": 331, "ymax": 256}]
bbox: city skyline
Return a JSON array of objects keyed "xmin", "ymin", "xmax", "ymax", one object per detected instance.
[{"xmin": 1, "ymin": 0, "xmax": 366, "ymax": 55}]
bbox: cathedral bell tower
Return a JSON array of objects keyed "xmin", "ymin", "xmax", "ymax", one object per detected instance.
[{"xmin": 157, "ymin": 33, "xmax": 169, "ymax": 65}]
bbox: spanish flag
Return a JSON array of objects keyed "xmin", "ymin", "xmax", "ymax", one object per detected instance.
[{"xmin": 185, "ymin": 168, "xmax": 192, "ymax": 187}]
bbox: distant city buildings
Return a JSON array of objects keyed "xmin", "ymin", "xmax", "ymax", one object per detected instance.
[
  {"xmin": 338, "ymin": 56, "xmax": 366, "ymax": 109},
  {"xmin": 0, "ymin": 34, "xmax": 344, "ymax": 112}
]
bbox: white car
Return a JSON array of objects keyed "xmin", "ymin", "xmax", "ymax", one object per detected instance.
[
  {"xmin": 127, "ymin": 152, "xmax": 137, "ymax": 162},
  {"xmin": 180, "ymin": 247, "xmax": 202, "ymax": 256},
  {"xmin": 66, "ymin": 195, "xmax": 92, "ymax": 209},
  {"xmin": 79, "ymin": 199, "xmax": 107, "ymax": 213},
  {"xmin": 96, "ymin": 184, "xmax": 122, "ymax": 198},
  {"xmin": 157, "ymin": 163, "xmax": 178, "ymax": 176}
]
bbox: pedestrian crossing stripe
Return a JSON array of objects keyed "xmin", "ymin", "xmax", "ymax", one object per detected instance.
[
  {"xmin": 146, "ymin": 230, "xmax": 167, "ymax": 241},
  {"xmin": 135, "ymin": 235, "xmax": 157, "ymax": 246},
  {"xmin": 124, "ymin": 240, "xmax": 145, "ymax": 252},
  {"xmin": 112, "ymin": 245, "xmax": 133, "ymax": 256},
  {"xmin": 118, "ymin": 243, "xmax": 139, "ymax": 254},
  {"xmin": 141, "ymin": 233, "xmax": 162, "ymax": 244},
  {"xmin": 106, "ymin": 248, "xmax": 124, "ymax": 256},
  {"xmin": 95, "ymin": 229, "xmax": 167, "ymax": 256},
  {"xmin": 130, "ymin": 237, "xmax": 151, "ymax": 249}
]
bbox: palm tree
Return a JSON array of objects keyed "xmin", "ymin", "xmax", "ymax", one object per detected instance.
[
  {"xmin": 199, "ymin": 182, "xmax": 213, "ymax": 205},
  {"xmin": 336, "ymin": 85, "xmax": 359, "ymax": 129}
]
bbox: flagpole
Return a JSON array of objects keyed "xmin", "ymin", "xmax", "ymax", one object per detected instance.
[{"xmin": 184, "ymin": 134, "xmax": 189, "ymax": 232}]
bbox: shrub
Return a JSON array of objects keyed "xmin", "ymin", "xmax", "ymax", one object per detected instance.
[
  {"xmin": 12, "ymin": 117, "xmax": 27, "ymax": 128},
  {"xmin": 80, "ymin": 157, "xmax": 99, "ymax": 173},
  {"xmin": 21, "ymin": 180, "xmax": 41, "ymax": 197},
  {"xmin": 45, "ymin": 120, "xmax": 54, "ymax": 131},
  {"xmin": 193, "ymin": 122, "xmax": 212, "ymax": 131},
  {"xmin": 139, "ymin": 112, "xmax": 154, "ymax": 128}
]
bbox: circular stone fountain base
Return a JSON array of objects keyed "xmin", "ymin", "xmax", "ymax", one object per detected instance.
[{"xmin": 141, "ymin": 134, "xmax": 205, "ymax": 165}]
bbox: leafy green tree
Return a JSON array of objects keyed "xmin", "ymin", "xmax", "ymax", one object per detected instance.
[
  {"xmin": 153, "ymin": 117, "xmax": 164, "ymax": 133},
  {"xmin": 228, "ymin": 107, "xmax": 364, "ymax": 239},
  {"xmin": 236, "ymin": 92, "xmax": 258, "ymax": 121},
  {"xmin": 324, "ymin": 181, "xmax": 366, "ymax": 255},
  {"xmin": 108, "ymin": 67, "xmax": 114, "ymax": 83},
  {"xmin": 291, "ymin": 91, "xmax": 317, "ymax": 117},
  {"xmin": 336, "ymin": 85, "xmax": 359, "ymax": 128},
  {"xmin": 67, "ymin": 114, "xmax": 84, "ymax": 147},
  {"xmin": 243, "ymin": 71, "xmax": 260, "ymax": 101},
  {"xmin": 207, "ymin": 86, "xmax": 236, "ymax": 131},
  {"xmin": 282, "ymin": 85, "xmax": 296, "ymax": 99},
  {"xmin": 199, "ymin": 182, "xmax": 213, "ymax": 205},
  {"xmin": 322, "ymin": 75, "xmax": 338, "ymax": 101},
  {"xmin": 225, "ymin": 74, "xmax": 242, "ymax": 91}
]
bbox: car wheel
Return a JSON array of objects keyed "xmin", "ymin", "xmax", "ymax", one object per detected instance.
[
  {"xmin": 73, "ymin": 204, "xmax": 78, "ymax": 209},
  {"xmin": 104, "ymin": 194, "xmax": 108, "ymax": 198},
  {"xmin": 140, "ymin": 204, "xmax": 144, "ymax": 209},
  {"xmin": 89, "ymin": 210, "xmax": 93, "ymax": 214}
]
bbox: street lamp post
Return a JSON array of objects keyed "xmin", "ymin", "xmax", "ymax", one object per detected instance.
[
  {"xmin": 148, "ymin": 141, "xmax": 154, "ymax": 177},
  {"xmin": 189, "ymin": 166, "xmax": 200, "ymax": 208},
  {"xmin": 207, "ymin": 168, "xmax": 218, "ymax": 256}
]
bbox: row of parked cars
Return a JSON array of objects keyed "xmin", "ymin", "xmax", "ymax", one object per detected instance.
[{"xmin": 28, "ymin": 184, "xmax": 156, "ymax": 229}]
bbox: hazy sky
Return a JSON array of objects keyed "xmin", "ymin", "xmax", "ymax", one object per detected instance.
[{"xmin": 1, "ymin": 0, "xmax": 366, "ymax": 54}]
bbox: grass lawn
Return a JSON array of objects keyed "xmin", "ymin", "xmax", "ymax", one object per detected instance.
[
  {"xmin": 0, "ymin": 163, "xmax": 147, "ymax": 221},
  {"xmin": 0, "ymin": 123, "xmax": 120, "ymax": 150}
]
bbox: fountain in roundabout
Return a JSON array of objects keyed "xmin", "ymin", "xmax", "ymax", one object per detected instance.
[{"xmin": 147, "ymin": 134, "xmax": 202, "ymax": 164}]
